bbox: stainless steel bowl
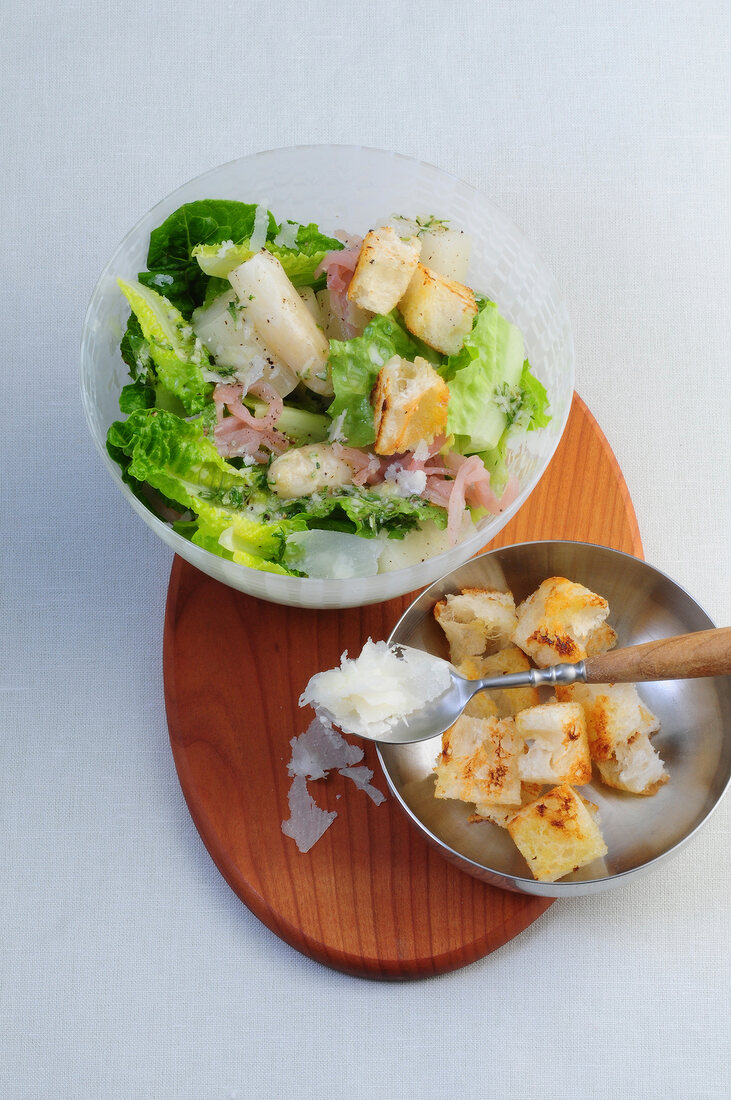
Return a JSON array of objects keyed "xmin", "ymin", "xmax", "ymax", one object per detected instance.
[{"xmin": 377, "ymin": 541, "xmax": 731, "ymax": 896}]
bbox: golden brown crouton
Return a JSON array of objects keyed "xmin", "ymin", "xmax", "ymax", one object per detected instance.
[
  {"xmin": 399, "ymin": 263, "xmax": 477, "ymax": 355},
  {"xmin": 585, "ymin": 620, "xmax": 618, "ymax": 657},
  {"xmin": 512, "ymin": 576, "xmax": 611, "ymax": 667},
  {"xmin": 469, "ymin": 782, "xmax": 545, "ymax": 828},
  {"xmin": 515, "ymin": 701, "xmax": 592, "ymax": 786},
  {"xmin": 347, "ymin": 227, "xmax": 421, "ymax": 314},
  {"xmin": 433, "ymin": 588, "xmax": 518, "ymax": 665},
  {"xmin": 555, "ymin": 682, "xmax": 660, "ymax": 763},
  {"xmin": 371, "ymin": 355, "xmax": 449, "ymax": 455},
  {"xmin": 456, "ymin": 645, "xmax": 539, "ymax": 716},
  {"xmin": 507, "ymin": 784, "xmax": 608, "ymax": 882},
  {"xmin": 433, "ymin": 714, "xmax": 521, "ymax": 808},
  {"xmin": 595, "ymin": 731, "xmax": 668, "ymax": 795}
]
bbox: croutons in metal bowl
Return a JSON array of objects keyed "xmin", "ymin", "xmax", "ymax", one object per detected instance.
[
  {"xmin": 377, "ymin": 541, "xmax": 731, "ymax": 896},
  {"xmin": 81, "ymin": 146, "xmax": 574, "ymax": 609}
]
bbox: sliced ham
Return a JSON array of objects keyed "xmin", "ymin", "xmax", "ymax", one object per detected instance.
[
  {"xmin": 441, "ymin": 453, "xmax": 518, "ymax": 545},
  {"xmin": 331, "ymin": 443, "xmax": 385, "ymax": 486},
  {"xmin": 212, "ymin": 380, "xmax": 288, "ymax": 462},
  {"xmin": 315, "ymin": 240, "xmax": 364, "ymax": 338}
]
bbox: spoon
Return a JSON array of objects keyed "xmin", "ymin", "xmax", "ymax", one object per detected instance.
[{"xmin": 369, "ymin": 626, "xmax": 731, "ymax": 744}]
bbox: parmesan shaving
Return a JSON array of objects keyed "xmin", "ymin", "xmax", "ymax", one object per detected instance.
[
  {"xmin": 281, "ymin": 775, "xmax": 336, "ymax": 853},
  {"xmin": 299, "ymin": 638, "xmax": 452, "ymax": 740},
  {"xmin": 339, "ymin": 766, "xmax": 387, "ymax": 805},
  {"xmin": 288, "ymin": 716, "xmax": 363, "ymax": 780},
  {"xmin": 249, "ymin": 204, "xmax": 269, "ymax": 252},
  {"xmin": 273, "ymin": 219, "xmax": 300, "ymax": 249}
]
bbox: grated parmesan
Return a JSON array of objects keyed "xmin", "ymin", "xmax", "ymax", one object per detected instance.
[{"xmin": 299, "ymin": 638, "xmax": 452, "ymax": 740}]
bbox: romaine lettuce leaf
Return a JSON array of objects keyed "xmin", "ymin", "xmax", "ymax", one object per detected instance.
[
  {"xmin": 193, "ymin": 221, "xmax": 342, "ymax": 287},
  {"xmin": 106, "ymin": 408, "xmax": 267, "ymax": 515},
  {"xmin": 327, "ymin": 313, "xmax": 444, "ymax": 447},
  {"xmin": 444, "ymin": 300, "xmax": 550, "ymax": 453},
  {"xmin": 118, "ymin": 279, "xmax": 213, "ymax": 416},
  {"xmin": 190, "ymin": 499, "xmax": 304, "ymax": 573},
  {"xmin": 280, "ymin": 484, "xmax": 447, "ymax": 540},
  {"xmin": 515, "ymin": 359, "xmax": 551, "ymax": 430}
]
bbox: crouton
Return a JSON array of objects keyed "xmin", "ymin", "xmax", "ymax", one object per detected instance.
[
  {"xmin": 469, "ymin": 782, "xmax": 545, "ymax": 828},
  {"xmin": 555, "ymin": 682, "xmax": 660, "ymax": 763},
  {"xmin": 433, "ymin": 714, "xmax": 521, "ymax": 807},
  {"xmin": 399, "ymin": 263, "xmax": 477, "ymax": 355},
  {"xmin": 507, "ymin": 784, "xmax": 608, "ymax": 882},
  {"xmin": 594, "ymin": 731, "xmax": 668, "ymax": 795},
  {"xmin": 512, "ymin": 576, "xmax": 610, "ymax": 667},
  {"xmin": 371, "ymin": 355, "xmax": 449, "ymax": 455},
  {"xmin": 456, "ymin": 645, "xmax": 540, "ymax": 716},
  {"xmin": 433, "ymin": 588, "xmax": 518, "ymax": 664},
  {"xmin": 347, "ymin": 227, "xmax": 421, "ymax": 315},
  {"xmin": 585, "ymin": 620, "xmax": 618, "ymax": 657},
  {"xmin": 515, "ymin": 702, "xmax": 592, "ymax": 786}
]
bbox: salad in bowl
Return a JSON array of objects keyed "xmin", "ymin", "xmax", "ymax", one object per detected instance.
[{"xmin": 106, "ymin": 200, "xmax": 551, "ymax": 580}]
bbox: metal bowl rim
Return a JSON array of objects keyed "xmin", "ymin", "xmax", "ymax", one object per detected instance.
[{"xmin": 376, "ymin": 538, "xmax": 730, "ymax": 895}]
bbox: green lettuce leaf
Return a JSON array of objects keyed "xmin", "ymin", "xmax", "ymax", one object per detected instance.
[
  {"xmin": 119, "ymin": 381, "xmax": 156, "ymax": 414},
  {"xmin": 193, "ymin": 221, "xmax": 342, "ymax": 286},
  {"xmin": 118, "ymin": 279, "xmax": 213, "ymax": 416},
  {"xmin": 327, "ymin": 313, "xmax": 444, "ymax": 447},
  {"xmin": 120, "ymin": 314, "xmax": 152, "ymax": 381},
  {"xmin": 444, "ymin": 301, "xmax": 550, "ymax": 453},
  {"xmin": 515, "ymin": 359, "xmax": 551, "ymax": 430},
  {"xmin": 106, "ymin": 408, "xmax": 267, "ymax": 515},
  {"xmin": 190, "ymin": 499, "xmax": 304, "ymax": 573},
  {"xmin": 280, "ymin": 485, "xmax": 447, "ymax": 540}
]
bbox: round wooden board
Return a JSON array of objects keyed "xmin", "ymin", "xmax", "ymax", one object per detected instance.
[{"xmin": 163, "ymin": 393, "xmax": 643, "ymax": 980}]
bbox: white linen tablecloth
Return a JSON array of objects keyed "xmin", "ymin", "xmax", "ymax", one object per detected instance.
[{"xmin": 3, "ymin": 1, "xmax": 729, "ymax": 1096}]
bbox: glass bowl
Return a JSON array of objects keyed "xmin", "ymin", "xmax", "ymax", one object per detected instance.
[{"xmin": 81, "ymin": 145, "xmax": 574, "ymax": 609}]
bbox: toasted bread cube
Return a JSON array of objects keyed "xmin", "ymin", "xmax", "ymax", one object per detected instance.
[
  {"xmin": 507, "ymin": 784, "xmax": 608, "ymax": 882},
  {"xmin": 461, "ymin": 690, "xmax": 501, "ymax": 722},
  {"xmin": 433, "ymin": 588, "xmax": 518, "ymax": 664},
  {"xmin": 512, "ymin": 577, "xmax": 610, "ymax": 667},
  {"xmin": 456, "ymin": 645, "xmax": 539, "ymax": 716},
  {"xmin": 347, "ymin": 227, "xmax": 421, "ymax": 314},
  {"xmin": 585, "ymin": 620, "xmax": 618, "ymax": 657},
  {"xmin": 470, "ymin": 782, "xmax": 545, "ymax": 827},
  {"xmin": 638, "ymin": 703, "xmax": 661, "ymax": 737},
  {"xmin": 595, "ymin": 731, "xmax": 668, "ymax": 795},
  {"xmin": 555, "ymin": 682, "xmax": 660, "ymax": 763},
  {"xmin": 399, "ymin": 263, "xmax": 477, "ymax": 355},
  {"xmin": 371, "ymin": 354, "xmax": 449, "ymax": 455},
  {"xmin": 434, "ymin": 714, "xmax": 521, "ymax": 807},
  {"xmin": 515, "ymin": 702, "xmax": 592, "ymax": 786}
]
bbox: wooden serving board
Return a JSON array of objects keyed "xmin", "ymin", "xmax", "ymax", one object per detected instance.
[{"xmin": 163, "ymin": 394, "xmax": 643, "ymax": 979}]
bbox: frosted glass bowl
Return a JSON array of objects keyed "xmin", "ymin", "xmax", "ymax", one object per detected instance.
[{"xmin": 81, "ymin": 145, "xmax": 574, "ymax": 609}]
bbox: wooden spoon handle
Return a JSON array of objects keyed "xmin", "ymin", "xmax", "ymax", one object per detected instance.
[{"xmin": 584, "ymin": 626, "xmax": 731, "ymax": 684}]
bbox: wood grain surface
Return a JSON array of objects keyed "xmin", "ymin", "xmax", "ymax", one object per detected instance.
[{"xmin": 163, "ymin": 393, "xmax": 643, "ymax": 980}]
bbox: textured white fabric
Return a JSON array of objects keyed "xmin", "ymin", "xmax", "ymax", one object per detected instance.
[{"xmin": 2, "ymin": 1, "xmax": 730, "ymax": 1097}]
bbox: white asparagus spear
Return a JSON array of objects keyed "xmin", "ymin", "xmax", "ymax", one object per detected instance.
[{"xmin": 229, "ymin": 251, "xmax": 333, "ymax": 395}]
